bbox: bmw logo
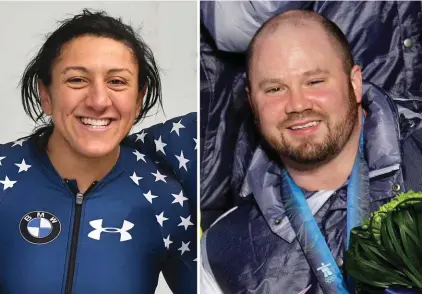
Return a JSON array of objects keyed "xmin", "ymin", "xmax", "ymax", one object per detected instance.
[{"xmin": 19, "ymin": 211, "xmax": 61, "ymax": 244}]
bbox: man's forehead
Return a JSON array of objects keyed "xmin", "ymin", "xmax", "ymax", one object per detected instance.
[
  {"xmin": 250, "ymin": 24, "xmax": 340, "ymax": 74},
  {"xmin": 255, "ymin": 19, "xmax": 328, "ymax": 50},
  {"xmin": 253, "ymin": 29, "xmax": 334, "ymax": 64}
]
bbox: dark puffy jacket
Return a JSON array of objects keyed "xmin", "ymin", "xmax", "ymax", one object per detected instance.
[
  {"xmin": 201, "ymin": 83, "xmax": 422, "ymax": 294},
  {"xmin": 200, "ymin": 1, "xmax": 422, "ymax": 229}
]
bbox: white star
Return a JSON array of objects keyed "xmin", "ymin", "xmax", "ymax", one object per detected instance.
[
  {"xmin": 170, "ymin": 119, "xmax": 185, "ymax": 136},
  {"xmin": 178, "ymin": 241, "xmax": 191, "ymax": 255},
  {"xmin": 172, "ymin": 190, "xmax": 188, "ymax": 207},
  {"xmin": 143, "ymin": 190, "xmax": 158, "ymax": 204},
  {"xmin": 151, "ymin": 170, "xmax": 167, "ymax": 183},
  {"xmin": 130, "ymin": 172, "xmax": 143, "ymax": 185},
  {"xmin": 154, "ymin": 136, "xmax": 167, "ymax": 155},
  {"xmin": 0, "ymin": 176, "xmax": 17, "ymax": 190},
  {"xmin": 135, "ymin": 131, "xmax": 147, "ymax": 143},
  {"xmin": 12, "ymin": 139, "xmax": 27, "ymax": 147},
  {"xmin": 178, "ymin": 215, "xmax": 194, "ymax": 231},
  {"xmin": 193, "ymin": 138, "xmax": 198, "ymax": 150},
  {"xmin": 194, "ymin": 258, "xmax": 197, "ymax": 262},
  {"xmin": 0, "ymin": 156, "xmax": 6, "ymax": 166},
  {"xmin": 15, "ymin": 159, "xmax": 31, "ymax": 173},
  {"xmin": 175, "ymin": 151, "xmax": 189, "ymax": 171},
  {"xmin": 156, "ymin": 212, "xmax": 169, "ymax": 227},
  {"xmin": 133, "ymin": 150, "xmax": 146, "ymax": 162},
  {"xmin": 163, "ymin": 235, "xmax": 173, "ymax": 249}
]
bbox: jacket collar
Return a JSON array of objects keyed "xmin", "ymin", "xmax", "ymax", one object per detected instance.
[{"xmin": 30, "ymin": 140, "xmax": 130, "ymax": 191}]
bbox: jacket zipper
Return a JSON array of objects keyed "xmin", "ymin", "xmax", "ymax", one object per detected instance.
[{"xmin": 64, "ymin": 182, "xmax": 96, "ymax": 294}]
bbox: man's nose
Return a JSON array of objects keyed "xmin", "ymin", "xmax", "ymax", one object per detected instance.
[{"xmin": 285, "ymin": 88, "xmax": 312, "ymax": 114}]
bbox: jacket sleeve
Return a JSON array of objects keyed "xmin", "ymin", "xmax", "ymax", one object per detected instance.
[{"xmin": 125, "ymin": 113, "xmax": 198, "ymax": 293}]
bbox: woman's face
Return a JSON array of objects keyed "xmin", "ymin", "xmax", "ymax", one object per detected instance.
[{"xmin": 40, "ymin": 35, "xmax": 143, "ymax": 158}]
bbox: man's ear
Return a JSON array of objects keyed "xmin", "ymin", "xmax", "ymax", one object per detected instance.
[
  {"xmin": 246, "ymin": 85, "xmax": 260, "ymax": 126},
  {"xmin": 38, "ymin": 80, "xmax": 52, "ymax": 115},
  {"xmin": 350, "ymin": 65, "xmax": 363, "ymax": 104},
  {"xmin": 246, "ymin": 85, "xmax": 252, "ymax": 104}
]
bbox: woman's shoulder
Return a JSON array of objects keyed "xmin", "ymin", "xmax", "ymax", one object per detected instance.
[
  {"xmin": 123, "ymin": 112, "xmax": 197, "ymax": 178},
  {"xmin": 0, "ymin": 136, "xmax": 33, "ymax": 166},
  {"xmin": 122, "ymin": 112, "xmax": 198, "ymax": 201},
  {"xmin": 127, "ymin": 112, "xmax": 197, "ymax": 151},
  {"xmin": 0, "ymin": 137, "xmax": 35, "ymax": 192}
]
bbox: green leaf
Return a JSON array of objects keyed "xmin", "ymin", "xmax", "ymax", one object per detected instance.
[
  {"xmin": 389, "ymin": 207, "xmax": 422, "ymax": 285},
  {"xmin": 346, "ymin": 193, "xmax": 422, "ymax": 291}
]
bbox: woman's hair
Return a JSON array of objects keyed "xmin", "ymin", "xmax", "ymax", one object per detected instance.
[{"xmin": 21, "ymin": 9, "xmax": 162, "ymax": 142}]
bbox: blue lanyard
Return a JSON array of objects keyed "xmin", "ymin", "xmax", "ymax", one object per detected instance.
[{"xmin": 281, "ymin": 124, "xmax": 370, "ymax": 293}]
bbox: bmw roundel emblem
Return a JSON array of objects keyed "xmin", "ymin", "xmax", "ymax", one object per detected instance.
[{"xmin": 19, "ymin": 211, "xmax": 61, "ymax": 244}]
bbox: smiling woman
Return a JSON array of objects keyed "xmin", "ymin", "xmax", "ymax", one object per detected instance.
[
  {"xmin": 0, "ymin": 5, "xmax": 197, "ymax": 294},
  {"xmin": 37, "ymin": 35, "xmax": 148, "ymax": 188}
]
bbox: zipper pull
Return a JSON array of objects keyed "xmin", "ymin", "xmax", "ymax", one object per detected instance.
[{"xmin": 76, "ymin": 193, "xmax": 84, "ymax": 205}]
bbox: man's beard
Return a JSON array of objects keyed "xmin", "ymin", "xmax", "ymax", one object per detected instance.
[{"xmin": 255, "ymin": 86, "xmax": 359, "ymax": 165}]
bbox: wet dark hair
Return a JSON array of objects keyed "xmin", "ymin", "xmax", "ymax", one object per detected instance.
[
  {"xmin": 20, "ymin": 9, "xmax": 162, "ymax": 144},
  {"xmin": 246, "ymin": 10, "xmax": 354, "ymax": 85}
]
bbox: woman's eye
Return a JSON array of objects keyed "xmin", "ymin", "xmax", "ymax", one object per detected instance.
[
  {"xmin": 68, "ymin": 78, "xmax": 85, "ymax": 83},
  {"xmin": 109, "ymin": 79, "xmax": 126, "ymax": 85}
]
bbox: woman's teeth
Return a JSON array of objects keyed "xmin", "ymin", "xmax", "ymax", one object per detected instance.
[{"xmin": 80, "ymin": 117, "xmax": 111, "ymax": 127}]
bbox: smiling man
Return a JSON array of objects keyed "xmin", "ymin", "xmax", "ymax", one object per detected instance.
[
  {"xmin": 201, "ymin": 10, "xmax": 422, "ymax": 294},
  {"xmin": 247, "ymin": 10, "xmax": 362, "ymax": 193}
]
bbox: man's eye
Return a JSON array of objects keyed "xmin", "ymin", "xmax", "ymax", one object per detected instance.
[
  {"xmin": 308, "ymin": 79, "xmax": 324, "ymax": 85},
  {"xmin": 265, "ymin": 87, "xmax": 281, "ymax": 93}
]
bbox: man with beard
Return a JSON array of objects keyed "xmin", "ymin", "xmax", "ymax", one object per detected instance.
[{"xmin": 200, "ymin": 10, "xmax": 422, "ymax": 294}]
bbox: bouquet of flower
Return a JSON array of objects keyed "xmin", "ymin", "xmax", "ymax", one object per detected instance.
[{"xmin": 345, "ymin": 191, "xmax": 422, "ymax": 294}]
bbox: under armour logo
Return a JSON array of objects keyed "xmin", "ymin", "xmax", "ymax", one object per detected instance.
[
  {"xmin": 88, "ymin": 219, "xmax": 134, "ymax": 242},
  {"xmin": 317, "ymin": 263, "xmax": 335, "ymax": 283}
]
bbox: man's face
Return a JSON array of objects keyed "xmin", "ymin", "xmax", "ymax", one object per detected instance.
[
  {"xmin": 40, "ymin": 35, "xmax": 142, "ymax": 158},
  {"xmin": 248, "ymin": 23, "xmax": 362, "ymax": 164}
]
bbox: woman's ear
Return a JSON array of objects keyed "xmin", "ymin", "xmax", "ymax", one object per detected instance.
[
  {"xmin": 39, "ymin": 80, "xmax": 52, "ymax": 115},
  {"xmin": 135, "ymin": 86, "xmax": 147, "ymax": 118}
]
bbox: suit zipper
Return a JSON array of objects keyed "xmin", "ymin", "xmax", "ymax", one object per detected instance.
[{"xmin": 64, "ymin": 183, "xmax": 96, "ymax": 294}]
